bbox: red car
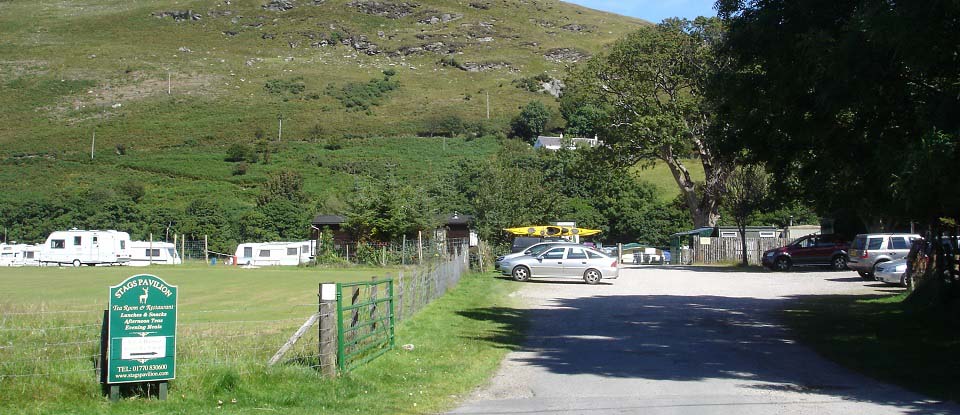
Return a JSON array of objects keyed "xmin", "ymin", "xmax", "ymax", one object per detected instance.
[{"xmin": 762, "ymin": 234, "xmax": 850, "ymax": 271}]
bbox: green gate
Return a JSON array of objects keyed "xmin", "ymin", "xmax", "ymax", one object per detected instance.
[{"xmin": 336, "ymin": 279, "xmax": 395, "ymax": 373}]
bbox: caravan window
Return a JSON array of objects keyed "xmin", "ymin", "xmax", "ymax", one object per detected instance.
[
  {"xmin": 243, "ymin": 247, "xmax": 253, "ymax": 257},
  {"xmin": 287, "ymin": 247, "xmax": 298, "ymax": 255},
  {"xmin": 720, "ymin": 232, "xmax": 738, "ymax": 238},
  {"xmin": 51, "ymin": 239, "xmax": 65, "ymax": 249},
  {"xmin": 119, "ymin": 240, "xmax": 124, "ymax": 249},
  {"xmin": 166, "ymin": 248, "xmax": 176, "ymax": 258},
  {"xmin": 74, "ymin": 236, "xmax": 82, "ymax": 246},
  {"xmin": 145, "ymin": 249, "xmax": 161, "ymax": 257},
  {"xmin": 259, "ymin": 250, "xmax": 271, "ymax": 257},
  {"xmin": 302, "ymin": 244, "xmax": 310, "ymax": 253},
  {"xmin": 759, "ymin": 231, "xmax": 776, "ymax": 238},
  {"xmin": 25, "ymin": 251, "xmax": 34, "ymax": 259}
]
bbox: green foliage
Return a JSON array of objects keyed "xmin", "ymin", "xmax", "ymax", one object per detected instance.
[
  {"xmin": 715, "ymin": 1, "xmax": 960, "ymax": 229},
  {"xmin": 509, "ymin": 100, "xmax": 552, "ymax": 142},
  {"xmin": 225, "ymin": 143, "xmax": 254, "ymax": 162},
  {"xmin": 422, "ymin": 113, "xmax": 467, "ymax": 137},
  {"xmin": 232, "ymin": 161, "xmax": 248, "ymax": 176},
  {"xmin": 343, "ymin": 174, "xmax": 436, "ymax": 242},
  {"xmin": 264, "ymin": 77, "xmax": 306, "ymax": 96},
  {"xmin": 327, "ymin": 76, "xmax": 400, "ymax": 112},
  {"xmin": 117, "ymin": 179, "xmax": 145, "ymax": 203},
  {"xmin": 563, "ymin": 17, "xmax": 731, "ymax": 227},
  {"xmin": 256, "ymin": 170, "xmax": 308, "ymax": 206}
]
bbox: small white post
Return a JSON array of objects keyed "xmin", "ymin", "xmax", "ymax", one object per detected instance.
[
  {"xmin": 167, "ymin": 71, "xmax": 171, "ymax": 95},
  {"xmin": 90, "ymin": 130, "xmax": 95, "ymax": 160},
  {"xmin": 278, "ymin": 116, "xmax": 283, "ymax": 142}
]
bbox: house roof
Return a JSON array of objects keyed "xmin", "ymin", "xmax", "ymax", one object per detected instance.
[
  {"xmin": 311, "ymin": 214, "xmax": 346, "ymax": 225},
  {"xmin": 441, "ymin": 213, "xmax": 473, "ymax": 226}
]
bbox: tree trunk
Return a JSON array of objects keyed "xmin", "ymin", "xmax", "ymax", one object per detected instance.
[
  {"xmin": 661, "ymin": 145, "xmax": 726, "ymax": 228},
  {"xmin": 739, "ymin": 227, "xmax": 749, "ymax": 266}
]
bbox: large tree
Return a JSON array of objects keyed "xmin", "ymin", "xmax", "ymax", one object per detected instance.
[
  {"xmin": 714, "ymin": 0, "xmax": 960, "ymax": 231},
  {"xmin": 563, "ymin": 17, "xmax": 732, "ymax": 228}
]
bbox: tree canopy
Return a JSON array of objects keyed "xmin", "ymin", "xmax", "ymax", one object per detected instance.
[
  {"xmin": 562, "ymin": 17, "xmax": 732, "ymax": 228},
  {"xmin": 714, "ymin": 0, "xmax": 960, "ymax": 230}
]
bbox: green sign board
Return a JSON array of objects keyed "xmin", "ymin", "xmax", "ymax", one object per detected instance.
[{"xmin": 107, "ymin": 274, "xmax": 177, "ymax": 384}]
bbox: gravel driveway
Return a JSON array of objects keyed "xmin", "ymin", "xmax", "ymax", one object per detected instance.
[{"xmin": 450, "ymin": 266, "xmax": 960, "ymax": 415}]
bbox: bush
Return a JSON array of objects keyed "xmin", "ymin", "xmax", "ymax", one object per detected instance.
[
  {"xmin": 327, "ymin": 77, "xmax": 400, "ymax": 112},
  {"xmin": 225, "ymin": 143, "xmax": 253, "ymax": 162},
  {"xmin": 264, "ymin": 77, "xmax": 306, "ymax": 96},
  {"xmin": 510, "ymin": 101, "xmax": 552, "ymax": 142},
  {"xmin": 232, "ymin": 162, "xmax": 248, "ymax": 176}
]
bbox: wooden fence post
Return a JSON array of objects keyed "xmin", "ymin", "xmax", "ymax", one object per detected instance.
[{"xmin": 319, "ymin": 283, "xmax": 338, "ymax": 377}]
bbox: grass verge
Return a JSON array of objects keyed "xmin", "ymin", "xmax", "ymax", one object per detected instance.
[{"xmin": 783, "ymin": 292, "xmax": 960, "ymax": 402}]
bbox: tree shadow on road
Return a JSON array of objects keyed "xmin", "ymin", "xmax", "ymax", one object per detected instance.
[{"xmin": 456, "ymin": 292, "xmax": 958, "ymax": 414}]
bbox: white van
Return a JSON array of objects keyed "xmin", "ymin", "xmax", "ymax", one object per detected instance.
[
  {"xmin": 234, "ymin": 241, "xmax": 315, "ymax": 266},
  {"xmin": 40, "ymin": 229, "xmax": 132, "ymax": 266},
  {"xmin": 128, "ymin": 241, "xmax": 182, "ymax": 266},
  {"xmin": 0, "ymin": 243, "xmax": 38, "ymax": 267}
]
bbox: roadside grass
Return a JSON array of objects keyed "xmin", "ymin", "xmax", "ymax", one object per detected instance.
[
  {"xmin": 0, "ymin": 266, "xmax": 523, "ymax": 414},
  {"xmin": 783, "ymin": 292, "xmax": 960, "ymax": 402}
]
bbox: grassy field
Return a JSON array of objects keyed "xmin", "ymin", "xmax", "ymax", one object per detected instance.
[
  {"xmin": 784, "ymin": 292, "xmax": 960, "ymax": 402},
  {"xmin": 0, "ymin": 265, "xmax": 525, "ymax": 414}
]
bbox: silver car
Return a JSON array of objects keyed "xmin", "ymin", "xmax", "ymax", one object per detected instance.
[
  {"xmin": 874, "ymin": 259, "xmax": 909, "ymax": 287},
  {"xmin": 847, "ymin": 233, "xmax": 920, "ymax": 280},
  {"xmin": 494, "ymin": 242, "xmax": 581, "ymax": 270},
  {"xmin": 499, "ymin": 246, "xmax": 619, "ymax": 284}
]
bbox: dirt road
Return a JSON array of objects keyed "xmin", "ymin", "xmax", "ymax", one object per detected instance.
[{"xmin": 451, "ymin": 266, "xmax": 960, "ymax": 415}]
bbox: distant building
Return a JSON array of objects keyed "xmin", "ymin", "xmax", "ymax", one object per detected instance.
[
  {"xmin": 310, "ymin": 214, "xmax": 350, "ymax": 244},
  {"xmin": 533, "ymin": 133, "xmax": 601, "ymax": 151}
]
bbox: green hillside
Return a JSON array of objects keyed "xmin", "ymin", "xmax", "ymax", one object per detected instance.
[{"xmin": 0, "ymin": 0, "xmax": 695, "ymax": 246}]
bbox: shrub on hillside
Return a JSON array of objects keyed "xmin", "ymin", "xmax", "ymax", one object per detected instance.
[
  {"xmin": 326, "ymin": 75, "xmax": 400, "ymax": 112},
  {"xmin": 225, "ymin": 143, "xmax": 253, "ymax": 162},
  {"xmin": 264, "ymin": 77, "xmax": 306, "ymax": 96}
]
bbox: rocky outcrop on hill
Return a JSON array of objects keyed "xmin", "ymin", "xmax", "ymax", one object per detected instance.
[
  {"xmin": 344, "ymin": 35, "xmax": 381, "ymax": 55},
  {"xmin": 152, "ymin": 10, "xmax": 202, "ymax": 21},
  {"xmin": 561, "ymin": 23, "xmax": 594, "ymax": 32},
  {"xmin": 418, "ymin": 13, "xmax": 462, "ymax": 25},
  {"xmin": 263, "ymin": 0, "xmax": 296, "ymax": 11},
  {"xmin": 347, "ymin": 1, "xmax": 419, "ymax": 19},
  {"xmin": 459, "ymin": 61, "xmax": 513, "ymax": 72},
  {"xmin": 544, "ymin": 48, "xmax": 590, "ymax": 63}
]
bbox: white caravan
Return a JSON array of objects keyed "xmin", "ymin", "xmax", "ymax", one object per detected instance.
[
  {"xmin": 1, "ymin": 243, "xmax": 41, "ymax": 267},
  {"xmin": 40, "ymin": 230, "xmax": 132, "ymax": 266},
  {"xmin": 234, "ymin": 241, "xmax": 315, "ymax": 266},
  {"xmin": 128, "ymin": 241, "xmax": 182, "ymax": 266}
]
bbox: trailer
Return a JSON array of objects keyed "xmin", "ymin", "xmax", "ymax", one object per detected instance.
[
  {"xmin": 40, "ymin": 229, "xmax": 132, "ymax": 267},
  {"xmin": 234, "ymin": 241, "xmax": 315, "ymax": 266},
  {"xmin": 128, "ymin": 241, "xmax": 182, "ymax": 266},
  {"xmin": 0, "ymin": 243, "xmax": 41, "ymax": 267}
]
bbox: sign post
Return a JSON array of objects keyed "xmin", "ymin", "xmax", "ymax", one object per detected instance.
[{"xmin": 105, "ymin": 274, "xmax": 178, "ymax": 401}]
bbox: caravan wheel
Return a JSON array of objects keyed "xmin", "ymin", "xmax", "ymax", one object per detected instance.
[{"xmin": 72, "ymin": 259, "xmax": 81, "ymax": 267}]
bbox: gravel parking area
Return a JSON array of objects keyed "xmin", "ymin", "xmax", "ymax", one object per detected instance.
[{"xmin": 451, "ymin": 266, "xmax": 960, "ymax": 415}]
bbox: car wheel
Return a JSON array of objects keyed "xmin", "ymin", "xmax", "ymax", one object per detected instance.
[
  {"xmin": 511, "ymin": 266, "xmax": 530, "ymax": 282},
  {"xmin": 583, "ymin": 269, "xmax": 602, "ymax": 285},
  {"xmin": 831, "ymin": 255, "xmax": 848, "ymax": 271},
  {"xmin": 72, "ymin": 259, "xmax": 81, "ymax": 267},
  {"xmin": 857, "ymin": 270, "xmax": 874, "ymax": 280},
  {"xmin": 900, "ymin": 273, "xmax": 911, "ymax": 289},
  {"xmin": 774, "ymin": 257, "xmax": 791, "ymax": 271}
]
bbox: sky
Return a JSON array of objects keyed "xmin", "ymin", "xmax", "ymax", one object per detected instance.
[{"xmin": 563, "ymin": 0, "xmax": 717, "ymax": 23}]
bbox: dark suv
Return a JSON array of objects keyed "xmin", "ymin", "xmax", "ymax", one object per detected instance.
[{"xmin": 762, "ymin": 234, "xmax": 849, "ymax": 271}]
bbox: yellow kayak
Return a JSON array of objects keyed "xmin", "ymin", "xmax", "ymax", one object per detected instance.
[{"xmin": 503, "ymin": 226, "xmax": 601, "ymax": 237}]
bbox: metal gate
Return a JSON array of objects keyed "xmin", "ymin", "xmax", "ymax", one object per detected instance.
[{"xmin": 335, "ymin": 279, "xmax": 395, "ymax": 373}]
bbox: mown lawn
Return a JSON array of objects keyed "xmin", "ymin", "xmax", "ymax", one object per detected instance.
[
  {"xmin": 0, "ymin": 265, "xmax": 524, "ymax": 414},
  {"xmin": 783, "ymin": 292, "xmax": 960, "ymax": 402}
]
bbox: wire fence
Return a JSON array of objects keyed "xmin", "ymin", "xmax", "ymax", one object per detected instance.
[{"xmin": 0, "ymin": 240, "xmax": 471, "ymax": 397}]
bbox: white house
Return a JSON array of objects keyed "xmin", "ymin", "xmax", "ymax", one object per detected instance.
[
  {"xmin": 533, "ymin": 133, "xmax": 601, "ymax": 151},
  {"xmin": 234, "ymin": 241, "xmax": 315, "ymax": 266},
  {"xmin": 128, "ymin": 241, "xmax": 182, "ymax": 266},
  {"xmin": 40, "ymin": 229, "xmax": 132, "ymax": 266}
]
